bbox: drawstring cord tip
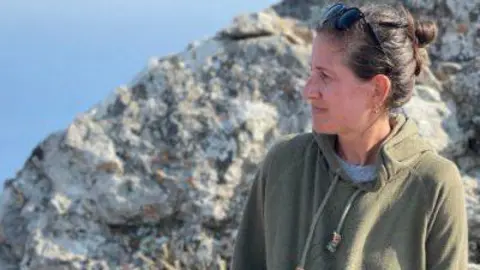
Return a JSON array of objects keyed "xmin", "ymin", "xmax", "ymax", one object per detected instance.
[{"xmin": 326, "ymin": 231, "xmax": 342, "ymax": 253}]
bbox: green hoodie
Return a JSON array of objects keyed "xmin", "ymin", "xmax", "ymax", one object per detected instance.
[{"xmin": 231, "ymin": 114, "xmax": 468, "ymax": 269}]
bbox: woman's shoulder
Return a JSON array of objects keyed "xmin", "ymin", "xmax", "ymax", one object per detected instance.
[
  {"xmin": 412, "ymin": 151, "xmax": 463, "ymax": 194},
  {"xmin": 260, "ymin": 133, "xmax": 315, "ymax": 195},
  {"xmin": 264, "ymin": 132, "xmax": 315, "ymax": 163}
]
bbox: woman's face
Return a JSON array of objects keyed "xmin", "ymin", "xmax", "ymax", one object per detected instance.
[{"xmin": 303, "ymin": 33, "xmax": 377, "ymax": 135}]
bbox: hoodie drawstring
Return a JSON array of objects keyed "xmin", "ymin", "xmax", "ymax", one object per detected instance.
[
  {"xmin": 296, "ymin": 172, "xmax": 363, "ymax": 270},
  {"xmin": 296, "ymin": 172, "xmax": 340, "ymax": 270},
  {"xmin": 326, "ymin": 189, "xmax": 363, "ymax": 252}
]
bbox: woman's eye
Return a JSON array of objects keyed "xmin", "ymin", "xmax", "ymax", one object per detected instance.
[
  {"xmin": 319, "ymin": 71, "xmax": 329, "ymax": 80},
  {"xmin": 309, "ymin": 69, "xmax": 331, "ymax": 82}
]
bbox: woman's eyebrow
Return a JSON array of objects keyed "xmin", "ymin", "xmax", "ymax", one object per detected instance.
[
  {"xmin": 313, "ymin": 65, "xmax": 327, "ymax": 70},
  {"xmin": 308, "ymin": 59, "xmax": 334, "ymax": 74},
  {"xmin": 313, "ymin": 64, "xmax": 335, "ymax": 74}
]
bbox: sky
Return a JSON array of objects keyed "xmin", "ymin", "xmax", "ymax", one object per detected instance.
[{"xmin": 0, "ymin": 0, "xmax": 279, "ymax": 184}]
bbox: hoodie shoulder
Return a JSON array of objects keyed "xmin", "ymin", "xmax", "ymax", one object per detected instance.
[
  {"xmin": 412, "ymin": 152, "xmax": 468, "ymax": 266},
  {"xmin": 412, "ymin": 152, "xmax": 463, "ymax": 195},
  {"xmin": 266, "ymin": 132, "xmax": 315, "ymax": 164},
  {"xmin": 261, "ymin": 133, "xmax": 315, "ymax": 199}
]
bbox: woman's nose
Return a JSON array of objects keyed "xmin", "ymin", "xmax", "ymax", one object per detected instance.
[{"xmin": 303, "ymin": 77, "xmax": 321, "ymax": 99}]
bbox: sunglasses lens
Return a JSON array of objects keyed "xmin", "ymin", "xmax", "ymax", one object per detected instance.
[
  {"xmin": 323, "ymin": 3, "xmax": 345, "ymax": 22},
  {"xmin": 319, "ymin": 5, "xmax": 385, "ymax": 54},
  {"xmin": 336, "ymin": 9, "xmax": 362, "ymax": 29}
]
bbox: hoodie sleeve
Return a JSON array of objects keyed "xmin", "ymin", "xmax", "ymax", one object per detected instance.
[
  {"xmin": 425, "ymin": 164, "xmax": 469, "ymax": 270},
  {"xmin": 230, "ymin": 161, "xmax": 269, "ymax": 270}
]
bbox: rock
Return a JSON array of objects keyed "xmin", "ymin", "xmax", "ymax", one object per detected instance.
[
  {"xmin": 437, "ymin": 62, "xmax": 463, "ymax": 76},
  {"xmin": 403, "ymin": 84, "xmax": 466, "ymax": 158},
  {"xmin": 447, "ymin": 57, "xmax": 480, "ymax": 154},
  {"xmin": 457, "ymin": 155, "xmax": 480, "ymax": 174},
  {"xmin": 465, "ymin": 171, "xmax": 480, "ymax": 264},
  {"xmin": 218, "ymin": 11, "xmax": 313, "ymax": 45},
  {"xmin": 416, "ymin": 66, "xmax": 444, "ymax": 91},
  {"xmin": 0, "ymin": 9, "xmax": 313, "ymax": 268}
]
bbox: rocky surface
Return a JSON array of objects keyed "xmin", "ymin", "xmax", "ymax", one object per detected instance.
[{"xmin": 0, "ymin": 0, "xmax": 479, "ymax": 269}]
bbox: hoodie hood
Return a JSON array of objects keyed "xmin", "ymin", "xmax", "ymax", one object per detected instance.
[{"xmin": 313, "ymin": 113, "xmax": 435, "ymax": 192}]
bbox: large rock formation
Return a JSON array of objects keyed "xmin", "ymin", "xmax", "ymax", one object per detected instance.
[{"xmin": 0, "ymin": 0, "xmax": 478, "ymax": 269}]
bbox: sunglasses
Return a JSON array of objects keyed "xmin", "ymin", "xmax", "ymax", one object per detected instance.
[{"xmin": 321, "ymin": 3, "xmax": 384, "ymax": 54}]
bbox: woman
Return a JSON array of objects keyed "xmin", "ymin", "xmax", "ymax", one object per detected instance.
[{"xmin": 231, "ymin": 2, "xmax": 468, "ymax": 270}]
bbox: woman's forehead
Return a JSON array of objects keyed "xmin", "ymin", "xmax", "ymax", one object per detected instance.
[
  {"xmin": 312, "ymin": 34, "xmax": 343, "ymax": 62},
  {"xmin": 311, "ymin": 34, "xmax": 345, "ymax": 70}
]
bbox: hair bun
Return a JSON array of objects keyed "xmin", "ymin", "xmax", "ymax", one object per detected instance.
[{"xmin": 415, "ymin": 20, "xmax": 438, "ymax": 48}]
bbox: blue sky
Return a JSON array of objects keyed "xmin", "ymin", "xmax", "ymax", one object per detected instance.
[{"xmin": 0, "ymin": 0, "xmax": 278, "ymax": 183}]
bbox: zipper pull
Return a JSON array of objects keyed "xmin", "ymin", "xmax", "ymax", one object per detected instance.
[{"xmin": 326, "ymin": 231, "xmax": 342, "ymax": 253}]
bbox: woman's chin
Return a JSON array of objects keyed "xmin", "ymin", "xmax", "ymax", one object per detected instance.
[
  {"xmin": 312, "ymin": 122, "xmax": 337, "ymax": 134},
  {"xmin": 312, "ymin": 126, "xmax": 337, "ymax": 134}
]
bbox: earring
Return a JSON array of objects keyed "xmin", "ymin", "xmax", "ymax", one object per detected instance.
[{"xmin": 373, "ymin": 107, "xmax": 379, "ymax": 114}]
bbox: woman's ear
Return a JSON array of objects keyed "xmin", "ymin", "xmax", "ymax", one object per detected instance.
[{"xmin": 372, "ymin": 74, "xmax": 391, "ymax": 106}]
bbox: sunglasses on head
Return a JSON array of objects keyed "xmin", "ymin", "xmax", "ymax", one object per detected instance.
[{"xmin": 321, "ymin": 3, "xmax": 385, "ymax": 54}]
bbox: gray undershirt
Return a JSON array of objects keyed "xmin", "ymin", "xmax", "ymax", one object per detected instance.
[{"xmin": 336, "ymin": 154, "xmax": 377, "ymax": 183}]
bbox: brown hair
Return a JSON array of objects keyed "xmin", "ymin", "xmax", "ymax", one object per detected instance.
[{"xmin": 314, "ymin": 3, "xmax": 438, "ymax": 110}]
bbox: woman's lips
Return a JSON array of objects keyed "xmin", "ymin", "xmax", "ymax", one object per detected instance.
[{"xmin": 311, "ymin": 105, "xmax": 328, "ymax": 114}]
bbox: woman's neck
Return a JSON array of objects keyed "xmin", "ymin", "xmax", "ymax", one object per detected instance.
[{"xmin": 336, "ymin": 115, "xmax": 392, "ymax": 166}]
